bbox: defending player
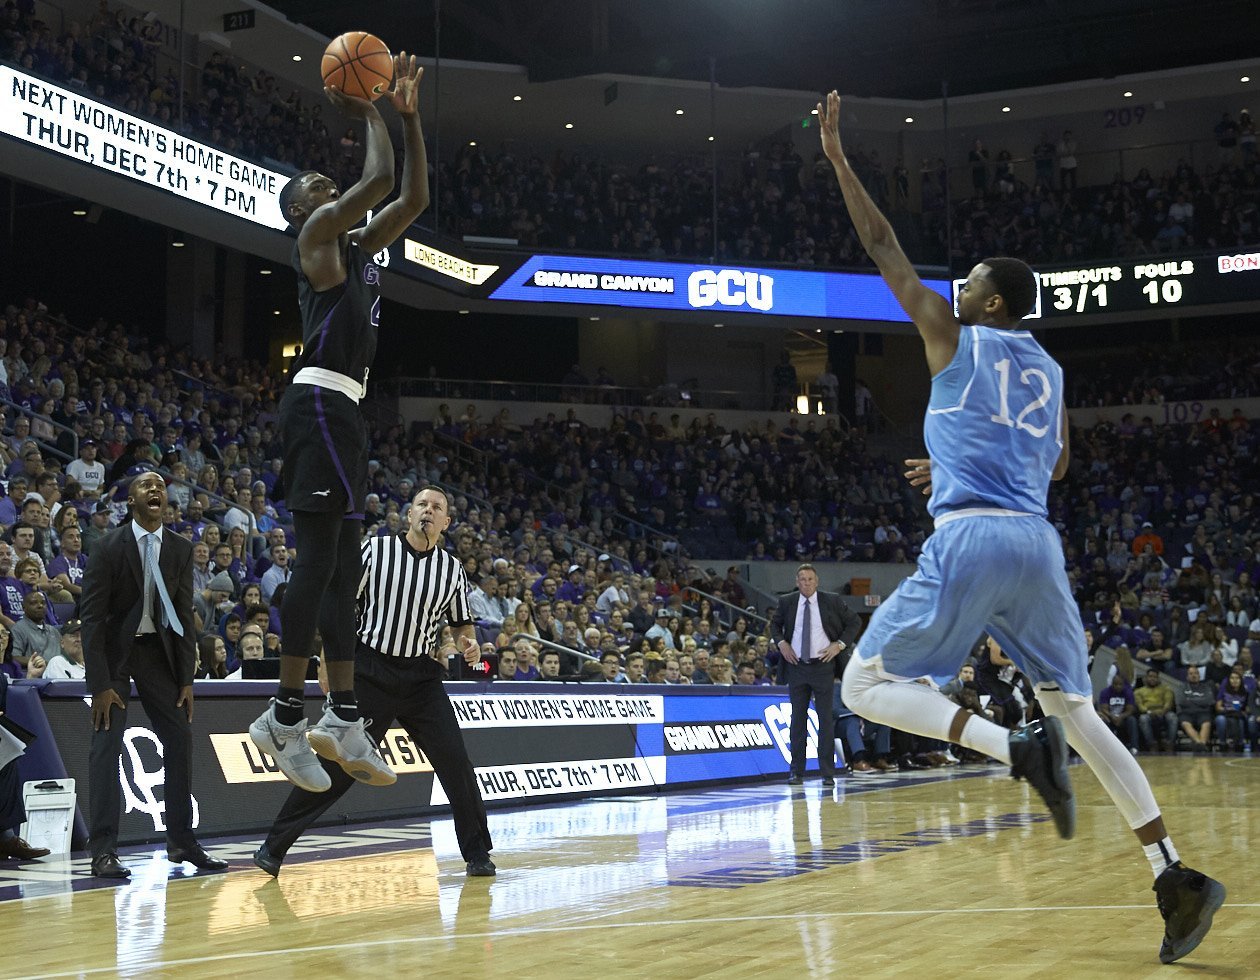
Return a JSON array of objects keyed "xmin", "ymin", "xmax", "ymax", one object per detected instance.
[
  {"xmin": 816, "ymin": 90, "xmax": 1223, "ymax": 964},
  {"xmin": 250, "ymin": 54, "xmax": 429, "ymax": 792}
]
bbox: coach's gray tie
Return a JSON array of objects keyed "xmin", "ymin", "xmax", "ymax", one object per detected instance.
[
  {"xmin": 801, "ymin": 597, "xmax": 812, "ymax": 662},
  {"xmin": 143, "ymin": 533, "xmax": 184, "ymax": 637}
]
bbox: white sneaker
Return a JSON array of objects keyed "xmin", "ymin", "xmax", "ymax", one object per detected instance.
[
  {"xmin": 305, "ymin": 702, "xmax": 397, "ymax": 786},
  {"xmin": 249, "ymin": 701, "xmax": 332, "ymax": 793}
]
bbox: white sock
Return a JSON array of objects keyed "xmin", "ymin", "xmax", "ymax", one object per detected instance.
[
  {"xmin": 1143, "ymin": 838, "xmax": 1180, "ymax": 878},
  {"xmin": 960, "ymin": 713, "xmax": 1013, "ymax": 765}
]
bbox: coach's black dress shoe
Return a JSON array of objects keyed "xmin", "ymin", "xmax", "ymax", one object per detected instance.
[
  {"xmin": 786, "ymin": 773, "xmax": 802, "ymax": 785},
  {"xmin": 91, "ymin": 852, "xmax": 131, "ymax": 878},
  {"xmin": 167, "ymin": 845, "xmax": 229, "ymax": 871},
  {"xmin": 822, "ymin": 776, "xmax": 836, "ymax": 787},
  {"xmin": 253, "ymin": 844, "xmax": 282, "ymax": 878}
]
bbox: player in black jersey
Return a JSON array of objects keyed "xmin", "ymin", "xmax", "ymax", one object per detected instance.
[{"xmin": 250, "ymin": 53, "xmax": 428, "ymax": 793}]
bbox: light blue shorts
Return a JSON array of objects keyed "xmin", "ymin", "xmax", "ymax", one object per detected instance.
[{"xmin": 855, "ymin": 513, "xmax": 1090, "ymax": 700}]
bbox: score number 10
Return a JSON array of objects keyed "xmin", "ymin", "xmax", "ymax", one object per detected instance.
[{"xmin": 1051, "ymin": 278, "xmax": 1183, "ymax": 313}]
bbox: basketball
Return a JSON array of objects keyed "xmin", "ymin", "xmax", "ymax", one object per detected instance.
[{"xmin": 321, "ymin": 31, "xmax": 393, "ymax": 101}]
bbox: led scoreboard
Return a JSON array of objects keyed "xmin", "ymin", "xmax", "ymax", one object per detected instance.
[{"xmin": 954, "ymin": 251, "xmax": 1260, "ymax": 322}]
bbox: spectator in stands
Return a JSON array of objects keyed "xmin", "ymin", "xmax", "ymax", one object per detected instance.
[
  {"xmin": 512, "ymin": 639, "xmax": 540, "ymax": 680},
  {"xmin": 494, "ymin": 647, "xmax": 518, "ymax": 681},
  {"xmin": 1177, "ymin": 665, "xmax": 1216, "ymax": 751},
  {"xmin": 66, "ymin": 439, "xmax": 105, "ymax": 494},
  {"xmin": 9, "ymin": 589, "xmax": 62, "ymax": 670},
  {"xmin": 1178, "ymin": 625, "xmax": 1212, "ymax": 670},
  {"xmin": 621, "ymin": 653, "xmax": 646, "ymax": 684},
  {"xmin": 259, "ymin": 542, "xmax": 290, "ymax": 603},
  {"xmin": 1097, "ymin": 673, "xmax": 1139, "ymax": 752},
  {"xmin": 196, "ymin": 635, "xmax": 227, "ymax": 680},
  {"xmin": 46, "ymin": 524, "xmax": 85, "ymax": 605},
  {"xmin": 1214, "ymin": 671, "xmax": 1250, "ymax": 750},
  {"xmin": 41, "ymin": 619, "xmax": 84, "ymax": 680},
  {"xmin": 707, "ymin": 657, "xmax": 733, "ymax": 685},
  {"xmin": 225, "ymin": 627, "xmax": 266, "ymax": 680},
  {"xmin": 537, "ymin": 649, "xmax": 562, "ymax": 680},
  {"xmin": 1135, "ymin": 668, "xmax": 1178, "ymax": 752}
]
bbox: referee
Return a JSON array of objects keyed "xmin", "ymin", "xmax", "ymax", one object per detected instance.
[{"xmin": 253, "ymin": 486, "xmax": 495, "ymax": 877}]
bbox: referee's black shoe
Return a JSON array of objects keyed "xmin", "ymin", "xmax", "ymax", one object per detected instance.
[
  {"xmin": 253, "ymin": 843, "xmax": 283, "ymax": 878},
  {"xmin": 466, "ymin": 856, "xmax": 496, "ymax": 877},
  {"xmin": 1008, "ymin": 716, "xmax": 1075, "ymax": 839},
  {"xmin": 1154, "ymin": 862, "xmax": 1226, "ymax": 964}
]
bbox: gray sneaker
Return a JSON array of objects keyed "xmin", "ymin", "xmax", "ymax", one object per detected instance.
[
  {"xmin": 305, "ymin": 702, "xmax": 397, "ymax": 786},
  {"xmin": 249, "ymin": 701, "xmax": 332, "ymax": 793}
]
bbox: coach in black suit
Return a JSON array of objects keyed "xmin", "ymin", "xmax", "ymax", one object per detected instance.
[
  {"xmin": 770, "ymin": 563, "xmax": 860, "ymax": 784},
  {"xmin": 81, "ymin": 472, "xmax": 226, "ymax": 878}
]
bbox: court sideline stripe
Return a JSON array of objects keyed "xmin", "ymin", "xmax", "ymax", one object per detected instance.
[{"xmin": 13, "ymin": 902, "xmax": 1259, "ymax": 978}]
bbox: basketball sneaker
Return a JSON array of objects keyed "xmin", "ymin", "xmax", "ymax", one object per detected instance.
[
  {"xmin": 1008, "ymin": 716, "xmax": 1075, "ymax": 839},
  {"xmin": 305, "ymin": 701, "xmax": 397, "ymax": 786},
  {"xmin": 1153, "ymin": 862, "xmax": 1226, "ymax": 963},
  {"xmin": 249, "ymin": 700, "xmax": 332, "ymax": 793}
]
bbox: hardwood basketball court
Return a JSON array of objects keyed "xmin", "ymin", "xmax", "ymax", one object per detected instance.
[{"xmin": 3, "ymin": 756, "xmax": 1256, "ymax": 978}]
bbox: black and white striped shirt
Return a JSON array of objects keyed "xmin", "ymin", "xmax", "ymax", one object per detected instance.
[{"xmin": 357, "ymin": 533, "xmax": 472, "ymax": 658}]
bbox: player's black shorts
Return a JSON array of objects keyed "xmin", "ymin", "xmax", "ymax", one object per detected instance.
[{"xmin": 278, "ymin": 383, "xmax": 367, "ymax": 516}]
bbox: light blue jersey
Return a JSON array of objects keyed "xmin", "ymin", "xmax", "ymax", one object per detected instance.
[
  {"xmin": 925, "ymin": 325, "xmax": 1063, "ymax": 521},
  {"xmin": 853, "ymin": 322, "xmax": 1089, "ymax": 700}
]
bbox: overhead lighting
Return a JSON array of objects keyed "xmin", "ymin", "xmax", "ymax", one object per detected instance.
[
  {"xmin": 469, "ymin": 140, "xmax": 477, "ymax": 146},
  {"xmin": 172, "ymin": 240, "xmax": 185, "ymax": 247},
  {"xmin": 72, "ymin": 208, "xmax": 86, "ymax": 216},
  {"xmin": 292, "ymin": 55, "xmax": 302, "ymax": 62},
  {"xmin": 564, "ymin": 122, "xmax": 574, "ymax": 129},
  {"xmin": 810, "ymin": 108, "xmax": 818, "ymax": 115},
  {"xmin": 1123, "ymin": 90, "xmax": 1133, "ymax": 98},
  {"xmin": 273, "ymin": 309, "xmax": 281, "ymax": 315},
  {"xmin": 458, "ymin": 309, "xmax": 469, "ymax": 314},
  {"xmin": 259, "ymin": 269, "xmax": 272, "ymax": 275},
  {"xmin": 713, "ymin": 323, "xmax": 724, "ymax": 328},
  {"xmin": 589, "ymin": 316, "xmax": 600, "ymax": 321},
  {"xmin": 707, "ymin": 135, "xmax": 715, "ymax": 141},
  {"xmin": 1001, "ymin": 105, "xmax": 1011, "ymax": 113},
  {"xmin": 675, "ymin": 108, "xmax": 684, "ymax": 115},
  {"xmin": 1243, "ymin": 76, "xmax": 1252, "ymax": 83},
  {"xmin": 904, "ymin": 116, "xmax": 914, "ymax": 124},
  {"xmin": 512, "ymin": 94, "xmax": 522, "ymax": 101}
]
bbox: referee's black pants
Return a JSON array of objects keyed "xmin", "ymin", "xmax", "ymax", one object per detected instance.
[{"xmin": 264, "ymin": 642, "xmax": 493, "ymax": 862}]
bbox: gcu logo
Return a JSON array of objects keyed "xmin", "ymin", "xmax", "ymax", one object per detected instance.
[
  {"xmin": 687, "ymin": 269, "xmax": 774, "ymax": 311},
  {"xmin": 118, "ymin": 726, "xmax": 200, "ymax": 832},
  {"xmin": 364, "ymin": 263, "xmax": 381, "ymax": 284},
  {"xmin": 762, "ymin": 702, "xmax": 818, "ymax": 765}
]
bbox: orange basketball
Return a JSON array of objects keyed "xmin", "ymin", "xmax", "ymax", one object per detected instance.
[{"xmin": 321, "ymin": 31, "xmax": 393, "ymax": 101}]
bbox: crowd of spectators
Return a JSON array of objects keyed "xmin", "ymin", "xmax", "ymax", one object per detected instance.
[
  {"xmin": 1, "ymin": 293, "xmax": 1257, "ymax": 762},
  {"xmin": 8, "ymin": 2, "xmax": 1254, "ymax": 273},
  {"xmin": 942, "ymin": 120, "xmax": 1258, "ymax": 268},
  {"xmin": 1060, "ymin": 337, "xmax": 1260, "ymax": 408}
]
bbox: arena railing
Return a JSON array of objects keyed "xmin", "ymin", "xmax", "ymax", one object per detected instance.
[
  {"xmin": 0, "ymin": 395, "xmax": 78, "ymax": 464},
  {"xmin": 685, "ymin": 586, "xmax": 770, "ymax": 630},
  {"xmin": 390, "ymin": 377, "xmax": 750, "ymax": 411},
  {"xmin": 507, "ymin": 632, "xmax": 600, "ymax": 666}
]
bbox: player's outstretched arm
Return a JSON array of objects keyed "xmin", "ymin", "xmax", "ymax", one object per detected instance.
[
  {"xmin": 818, "ymin": 91, "xmax": 959, "ymax": 374},
  {"xmin": 300, "ymin": 89, "xmax": 396, "ymax": 248},
  {"xmin": 354, "ymin": 53, "xmax": 430, "ymax": 254}
]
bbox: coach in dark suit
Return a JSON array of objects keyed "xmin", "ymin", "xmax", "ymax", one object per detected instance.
[
  {"xmin": 770, "ymin": 563, "xmax": 860, "ymax": 784},
  {"xmin": 81, "ymin": 472, "xmax": 226, "ymax": 878}
]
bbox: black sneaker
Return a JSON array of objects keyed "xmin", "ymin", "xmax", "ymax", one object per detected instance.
[
  {"xmin": 253, "ymin": 843, "xmax": 283, "ymax": 878},
  {"xmin": 466, "ymin": 856, "xmax": 497, "ymax": 877},
  {"xmin": 1153, "ymin": 862, "xmax": 1226, "ymax": 964},
  {"xmin": 1008, "ymin": 717, "xmax": 1075, "ymax": 839}
]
